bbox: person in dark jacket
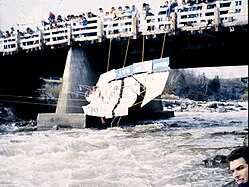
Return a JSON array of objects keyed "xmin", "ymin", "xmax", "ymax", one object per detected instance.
[{"xmin": 227, "ymin": 146, "xmax": 248, "ymax": 187}]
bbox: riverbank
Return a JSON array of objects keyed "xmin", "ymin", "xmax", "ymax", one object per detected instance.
[{"xmin": 0, "ymin": 99, "xmax": 247, "ymax": 132}]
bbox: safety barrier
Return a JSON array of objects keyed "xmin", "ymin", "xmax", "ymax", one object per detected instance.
[{"xmin": 0, "ymin": 0, "xmax": 247, "ymax": 55}]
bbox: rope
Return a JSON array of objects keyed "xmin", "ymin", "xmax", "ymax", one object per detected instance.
[
  {"xmin": 116, "ymin": 116, "xmax": 122, "ymax": 127},
  {"xmin": 123, "ymin": 36, "xmax": 130, "ymax": 67},
  {"xmin": 142, "ymin": 35, "xmax": 145, "ymax": 62},
  {"xmin": 107, "ymin": 38, "xmax": 112, "ymax": 72},
  {"xmin": 0, "ymin": 97, "xmax": 166, "ymax": 109},
  {"xmin": 132, "ymin": 100, "xmax": 143, "ymax": 107},
  {"xmin": 110, "ymin": 117, "xmax": 116, "ymax": 128},
  {"xmin": 131, "ymin": 91, "xmax": 165, "ymax": 108},
  {"xmin": 161, "ymin": 32, "xmax": 167, "ymax": 58},
  {"xmin": 0, "ymin": 99, "xmax": 82, "ymax": 108},
  {"xmin": 0, "ymin": 93, "xmax": 87, "ymax": 102}
]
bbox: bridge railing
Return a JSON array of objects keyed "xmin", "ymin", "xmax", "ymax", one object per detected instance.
[
  {"xmin": 0, "ymin": 35, "xmax": 19, "ymax": 53},
  {"xmin": 19, "ymin": 32, "xmax": 42, "ymax": 50},
  {"xmin": 138, "ymin": 12, "xmax": 174, "ymax": 36},
  {"xmin": 0, "ymin": 0, "xmax": 247, "ymax": 55},
  {"xmin": 103, "ymin": 13, "xmax": 135, "ymax": 39},
  {"xmin": 43, "ymin": 26, "xmax": 70, "ymax": 46},
  {"xmin": 177, "ymin": 0, "xmax": 248, "ymax": 30},
  {"xmin": 72, "ymin": 16, "xmax": 99, "ymax": 42}
]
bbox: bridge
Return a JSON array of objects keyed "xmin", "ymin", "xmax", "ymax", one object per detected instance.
[
  {"xmin": 0, "ymin": 0, "xmax": 248, "ymax": 128},
  {"xmin": 0, "ymin": 0, "xmax": 247, "ymax": 55}
]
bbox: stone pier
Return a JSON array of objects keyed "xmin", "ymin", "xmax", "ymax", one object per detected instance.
[{"xmin": 37, "ymin": 47, "xmax": 97, "ymax": 130}]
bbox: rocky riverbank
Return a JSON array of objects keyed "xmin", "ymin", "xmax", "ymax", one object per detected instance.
[
  {"xmin": 0, "ymin": 104, "xmax": 37, "ymax": 133},
  {"xmin": 1, "ymin": 99, "xmax": 247, "ymax": 133}
]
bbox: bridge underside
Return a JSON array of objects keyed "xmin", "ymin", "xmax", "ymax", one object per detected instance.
[{"xmin": 0, "ymin": 27, "xmax": 247, "ymax": 119}]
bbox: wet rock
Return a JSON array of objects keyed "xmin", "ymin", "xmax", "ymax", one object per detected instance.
[
  {"xmin": 240, "ymin": 107, "xmax": 247, "ymax": 110},
  {"xmin": 244, "ymin": 135, "xmax": 248, "ymax": 147},
  {"xmin": 203, "ymin": 155, "xmax": 228, "ymax": 168},
  {"xmin": 0, "ymin": 104, "xmax": 37, "ymax": 132},
  {"xmin": 0, "ymin": 107, "xmax": 18, "ymax": 122},
  {"xmin": 217, "ymin": 107, "xmax": 227, "ymax": 113},
  {"xmin": 234, "ymin": 103, "xmax": 243, "ymax": 107},
  {"xmin": 13, "ymin": 120, "xmax": 37, "ymax": 127},
  {"xmin": 208, "ymin": 103, "xmax": 218, "ymax": 108},
  {"xmin": 223, "ymin": 180, "xmax": 237, "ymax": 187}
]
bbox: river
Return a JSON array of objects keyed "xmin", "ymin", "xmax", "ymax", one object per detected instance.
[{"xmin": 0, "ymin": 101, "xmax": 248, "ymax": 187}]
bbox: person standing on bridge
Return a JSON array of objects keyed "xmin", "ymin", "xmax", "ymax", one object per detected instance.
[
  {"xmin": 98, "ymin": 7, "xmax": 105, "ymax": 22},
  {"xmin": 227, "ymin": 146, "xmax": 248, "ymax": 187},
  {"xmin": 131, "ymin": 5, "xmax": 140, "ymax": 18}
]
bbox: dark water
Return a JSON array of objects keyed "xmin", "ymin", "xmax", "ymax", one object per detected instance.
[{"xmin": 0, "ymin": 102, "xmax": 247, "ymax": 187}]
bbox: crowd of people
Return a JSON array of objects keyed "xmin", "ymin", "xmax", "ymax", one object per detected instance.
[{"xmin": 0, "ymin": 0, "xmax": 219, "ymax": 39}]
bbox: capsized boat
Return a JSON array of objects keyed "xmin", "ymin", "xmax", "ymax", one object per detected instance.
[{"xmin": 82, "ymin": 57, "xmax": 171, "ymax": 127}]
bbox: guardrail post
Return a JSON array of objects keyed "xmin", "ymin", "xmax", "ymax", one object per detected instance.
[
  {"xmin": 97, "ymin": 18, "xmax": 103, "ymax": 42},
  {"xmin": 140, "ymin": 10, "xmax": 147, "ymax": 34},
  {"xmin": 67, "ymin": 25, "xmax": 72, "ymax": 46},
  {"xmin": 15, "ymin": 34, "xmax": 19, "ymax": 52},
  {"xmin": 38, "ymin": 30, "xmax": 43, "ymax": 49},
  {"xmin": 49, "ymin": 30, "xmax": 53, "ymax": 44},
  {"xmin": 214, "ymin": 7, "xmax": 220, "ymax": 31},
  {"xmin": 171, "ymin": 12, "xmax": 177, "ymax": 35},
  {"xmin": 132, "ymin": 15, "xmax": 138, "ymax": 39}
]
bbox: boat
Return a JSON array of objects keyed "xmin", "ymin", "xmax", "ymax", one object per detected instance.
[{"xmin": 80, "ymin": 57, "xmax": 172, "ymax": 127}]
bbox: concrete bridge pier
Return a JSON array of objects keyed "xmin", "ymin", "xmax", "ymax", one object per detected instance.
[
  {"xmin": 37, "ymin": 47, "xmax": 97, "ymax": 130},
  {"xmin": 56, "ymin": 47, "xmax": 96, "ymax": 113}
]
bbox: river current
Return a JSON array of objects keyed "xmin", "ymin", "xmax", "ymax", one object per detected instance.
[{"xmin": 0, "ymin": 102, "xmax": 248, "ymax": 187}]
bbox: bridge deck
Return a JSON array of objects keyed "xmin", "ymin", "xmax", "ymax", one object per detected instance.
[{"xmin": 0, "ymin": 0, "xmax": 247, "ymax": 56}]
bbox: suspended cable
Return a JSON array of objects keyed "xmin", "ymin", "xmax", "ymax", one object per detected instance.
[
  {"xmin": 107, "ymin": 38, "xmax": 112, "ymax": 72},
  {"xmin": 116, "ymin": 116, "xmax": 122, "ymax": 127},
  {"xmin": 0, "ymin": 93, "xmax": 87, "ymax": 102},
  {"xmin": 0, "ymin": 99, "xmax": 56, "ymax": 106},
  {"xmin": 132, "ymin": 100, "xmax": 143, "ymax": 107},
  {"xmin": 0, "ymin": 99, "xmax": 82, "ymax": 108},
  {"xmin": 110, "ymin": 117, "xmax": 117, "ymax": 128},
  {"xmin": 161, "ymin": 32, "xmax": 167, "ymax": 58},
  {"xmin": 123, "ymin": 36, "xmax": 130, "ymax": 68},
  {"xmin": 142, "ymin": 35, "xmax": 145, "ymax": 62}
]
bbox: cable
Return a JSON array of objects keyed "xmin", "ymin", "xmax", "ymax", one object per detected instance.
[
  {"xmin": 0, "ymin": 99, "xmax": 82, "ymax": 108},
  {"xmin": 142, "ymin": 35, "xmax": 145, "ymax": 62},
  {"xmin": 107, "ymin": 38, "xmax": 112, "ymax": 72},
  {"xmin": 161, "ymin": 32, "xmax": 167, "ymax": 58},
  {"xmin": 123, "ymin": 36, "xmax": 130, "ymax": 67},
  {"xmin": 0, "ymin": 93, "xmax": 86, "ymax": 102}
]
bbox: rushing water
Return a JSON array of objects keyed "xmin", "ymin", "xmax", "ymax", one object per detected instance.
[{"xmin": 0, "ymin": 102, "xmax": 248, "ymax": 187}]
